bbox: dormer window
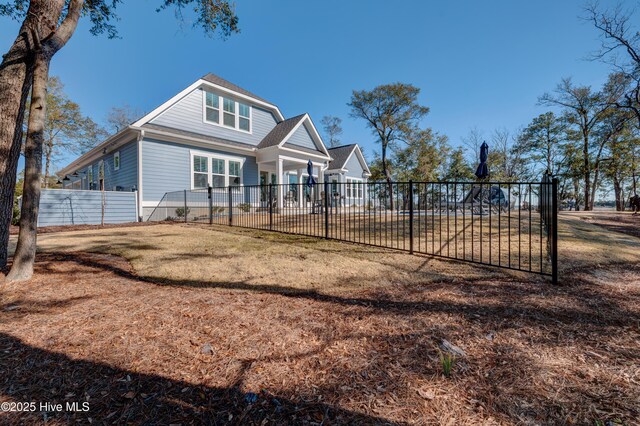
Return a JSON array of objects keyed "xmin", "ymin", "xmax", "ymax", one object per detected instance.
[
  {"xmin": 205, "ymin": 92, "xmax": 219, "ymax": 122},
  {"xmin": 203, "ymin": 90, "xmax": 251, "ymax": 133}
]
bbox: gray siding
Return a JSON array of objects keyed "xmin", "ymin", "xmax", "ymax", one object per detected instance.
[
  {"xmin": 287, "ymin": 123, "xmax": 318, "ymax": 151},
  {"xmin": 150, "ymin": 88, "xmax": 278, "ymax": 145},
  {"xmin": 37, "ymin": 189, "xmax": 137, "ymax": 226},
  {"xmin": 141, "ymin": 138, "xmax": 258, "ymax": 203},
  {"xmin": 64, "ymin": 140, "xmax": 138, "ymax": 191},
  {"xmin": 343, "ymin": 150, "xmax": 367, "ymax": 179}
]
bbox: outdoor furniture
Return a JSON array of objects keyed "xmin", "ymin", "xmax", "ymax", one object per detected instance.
[
  {"xmin": 444, "ymin": 185, "xmax": 512, "ymax": 215},
  {"xmin": 284, "ymin": 190, "xmax": 297, "ymax": 207}
]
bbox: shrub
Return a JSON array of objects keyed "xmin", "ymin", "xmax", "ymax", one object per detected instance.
[
  {"xmin": 175, "ymin": 207, "xmax": 190, "ymax": 218},
  {"xmin": 237, "ymin": 203, "xmax": 251, "ymax": 212}
]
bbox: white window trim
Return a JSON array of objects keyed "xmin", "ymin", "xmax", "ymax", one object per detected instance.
[
  {"xmin": 202, "ymin": 90, "xmax": 253, "ymax": 135},
  {"xmin": 346, "ymin": 177, "xmax": 364, "ymax": 199},
  {"xmin": 114, "ymin": 151, "xmax": 120, "ymax": 171},
  {"xmin": 190, "ymin": 150, "xmax": 245, "ymax": 190}
]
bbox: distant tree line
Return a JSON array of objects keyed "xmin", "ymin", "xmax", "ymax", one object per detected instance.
[{"xmin": 337, "ymin": 3, "xmax": 640, "ymax": 213}]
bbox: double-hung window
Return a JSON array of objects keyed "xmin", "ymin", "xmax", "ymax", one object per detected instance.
[
  {"xmin": 205, "ymin": 92, "xmax": 220, "ymax": 123},
  {"xmin": 229, "ymin": 161, "xmax": 241, "ymax": 187},
  {"xmin": 193, "ymin": 156, "xmax": 209, "ymax": 188},
  {"xmin": 239, "ymin": 103, "xmax": 250, "ymax": 131},
  {"xmin": 192, "ymin": 152, "xmax": 244, "ymax": 189},
  {"xmin": 114, "ymin": 151, "xmax": 120, "ymax": 171},
  {"xmin": 203, "ymin": 90, "xmax": 251, "ymax": 132},
  {"xmin": 346, "ymin": 178, "xmax": 363, "ymax": 198},
  {"xmin": 223, "ymin": 98, "xmax": 235, "ymax": 127},
  {"xmin": 212, "ymin": 158, "xmax": 226, "ymax": 187}
]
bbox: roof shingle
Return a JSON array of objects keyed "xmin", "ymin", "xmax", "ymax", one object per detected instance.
[
  {"xmin": 326, "ymin": 144, "xmax": 357, "ymax": 170},
  {"xmin": 257, "ymin": 114, "xmax": 307, "ymax": 149},
  {"xmin": 202, "ymin": 73, "xmax": 272, "ymax": 104}
]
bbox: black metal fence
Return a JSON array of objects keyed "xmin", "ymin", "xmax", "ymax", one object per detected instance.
[{"xmin": 148, "ymin": 178, "xmax": 559, "ymax": 283}]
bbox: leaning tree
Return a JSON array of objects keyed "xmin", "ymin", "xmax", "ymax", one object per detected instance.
[{"xmin": 0, "ymin": 0, "xmax": 239, "ymax": 279}]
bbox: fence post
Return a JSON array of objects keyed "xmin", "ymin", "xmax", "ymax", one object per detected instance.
[
  {"xmin": 183, "ymin": 189, "xmax": 188, "ymax": 223},
  {"xmin": 409, "ymin": 180, "xmax": 414, "ymax": 254},
  {"xmin": 552, "ymin": 177, "xmax": 559, "ymax": 285},
  {"xmin": 324, "ymin": 180, "xmax": 329, "ymax": 239},
  {"xmin": 208, "ymin": 186, "xmax": 213, "ymax": 225},
  {"xmin": 228, "ymin": 186, "xmax": 233, "ymax": 226},
  {"xmin": 269, "ymin": 183, "xmax": 273, "ymax": 231}
]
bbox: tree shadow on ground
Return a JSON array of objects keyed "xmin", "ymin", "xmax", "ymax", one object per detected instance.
[
  {"xmin": 0, "ymin": 332, "xmax": 399, "ymax": 425},
  {"xmin": 52, "ymin": 252, "xmax": 640, "ymax": 335}
]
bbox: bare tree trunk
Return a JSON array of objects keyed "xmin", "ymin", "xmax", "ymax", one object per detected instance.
[
  {"xmin": 381, "ymin": 143, "xmax": 394, "ymax": 211},
  {"xmin": 0, "ymin": 14, "xmax": 38, "ymax": 270},
  {"xmin": 43, "ymin": 138, "xmax": 53, "ymax": 189},
  {"xmin": 7, "ymin": 57, "xmax": 50, "ymax": 281},
  {"xmin": 613, "ymin": 177, "xmax": 624, "ymax": 211},
  {"xmin": 590, "ymin": 165, "xmax": 601, "ymax": 211},
  {"xmin": 573, "ymin": 179, "xmax": 581, "ymax": 211},
  {"xmin": 583, "ymin": 133, "xmax": 592, "ymax": 211}
]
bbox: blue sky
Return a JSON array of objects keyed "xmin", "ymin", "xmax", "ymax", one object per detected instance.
[{"xmin": 0, "ymin": 0, "xmax": 623, "ymax": 170}]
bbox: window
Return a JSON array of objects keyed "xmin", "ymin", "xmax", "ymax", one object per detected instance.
[
  {"xmin": 212, "ymin": 158, "xmax": 226, "ymax": 187},
  {"xmin": 87, "ymin": 166, "xmax": 93, "ymax": 189},
  {"xmin": 223, "ymin": 97, "xmax": 235, "ymax": 127},
  {"xmin": 203, "ymin": 91, "xmax": 251, "ymax": 132},
  {"xmin": 346, "ymin": 178, "xmax": 363, "ymax": 198},
  {"xmin": 114, "ymin": 151, "xmax": 120, "ymax": 171},
  {"xmin": 239, "ymin": 103, "xmax": 250, "ymax": 131},
  {"xmin": 193, "ymin": 155, "xmax": 209, "ymax": 188},
  {"xmin": 229, "ymin": 161, "xmax": 241, "ymax": 186},
  {"xmin": 191, "ymin": 153, "xmax": 244, "ymax": 189},
  {"xmin": 205, "ymin": 92, "xmax": 219, "ymax": 123}
]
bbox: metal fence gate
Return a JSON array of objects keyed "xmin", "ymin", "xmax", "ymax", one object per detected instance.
[{"xmin": 148, "ymin": 177, "xmax": 559, "ymax": 284}]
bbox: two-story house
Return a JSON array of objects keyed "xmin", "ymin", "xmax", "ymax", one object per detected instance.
[{"xmin": 59, "ymin": 73, "xmax": 370, "ymax": 219}]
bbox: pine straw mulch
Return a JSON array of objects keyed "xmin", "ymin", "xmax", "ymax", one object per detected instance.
[{"xmin": 0, "ymin": 246, "xmax": 639, "ymax": 425}]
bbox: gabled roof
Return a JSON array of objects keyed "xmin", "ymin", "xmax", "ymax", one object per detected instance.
[
  {"xmin": 327, "ymin": 144, "xmax": 357, "ymax": 169},
  {"xmin": 257, "ymin": 114, "xmax": 306, "ymax": 149},
  {"xmin": 327, "ymin": 144, "xmax": 371, "ymax": 175},
  {"xmin": 201, "ymin": 73, "xmax": 271, "ymax": 105},
  {"xmin": 133, "ymin": 73, "xmax": 285, "ymax": 128}
]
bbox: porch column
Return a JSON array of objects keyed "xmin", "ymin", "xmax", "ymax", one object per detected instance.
[
  {"xmin": 297, "ymin": 169, "xmax": 303, "ymax": 206},
  {"xmin": 315, "ymin": 165, "xmax": 323, "ymax": 201},
  {"xmin": 277, "ymin": 158, "xmax": 284, "ymax": 209},
  {"xmin": 362, "ymin": 176, "xmax": 368, "ymax": 209}
]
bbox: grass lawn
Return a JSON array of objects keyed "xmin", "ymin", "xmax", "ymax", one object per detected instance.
[{"xmin": 1, "ymin": 213, "xmax": 639, "ymax": 424}]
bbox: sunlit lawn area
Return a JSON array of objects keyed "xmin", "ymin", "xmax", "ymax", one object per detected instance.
[{"xmin": 1, "ymin": 213, "xmax": 639, "ymax": 424}]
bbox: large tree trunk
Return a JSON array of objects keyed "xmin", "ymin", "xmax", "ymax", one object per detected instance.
[
  {"xmin": 7, "ymin": 57, "xmax": 50, "ymax": 281},
  {"xmin": 7, "ymin": 0, "xmax": 83, "ymax": 281},
  {"xmin": 0, "ymin": 14, "xmax": 38, "ymax": 270}
]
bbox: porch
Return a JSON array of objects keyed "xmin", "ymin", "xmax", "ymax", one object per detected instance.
[{"xmin": 257, "ymin": 147, "xmax": 329, "ymax": 209}]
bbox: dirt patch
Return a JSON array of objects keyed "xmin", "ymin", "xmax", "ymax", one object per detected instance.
[{"xmin": 1, "ymin": 224, "xmax": 639, "ymax": 424}]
